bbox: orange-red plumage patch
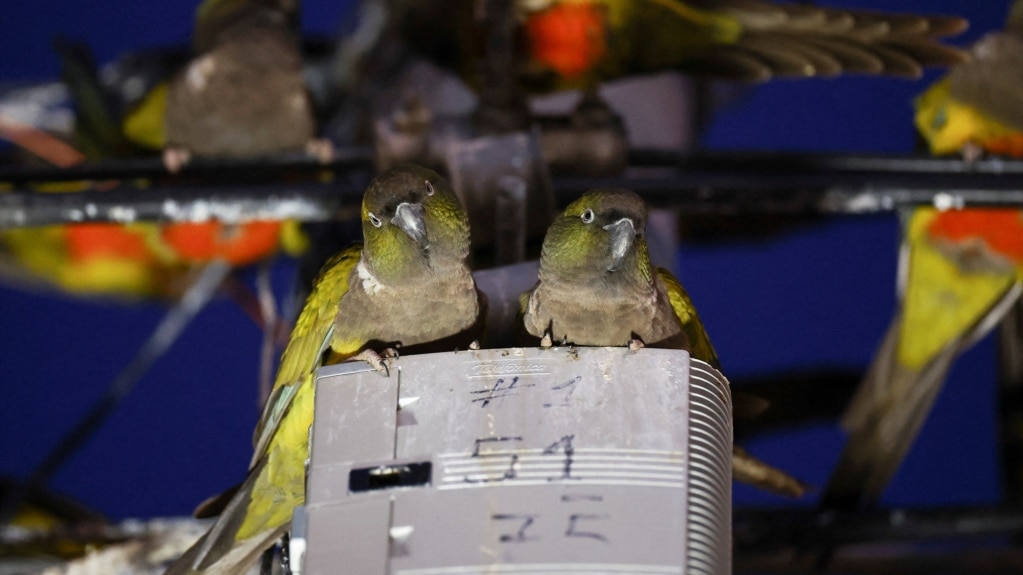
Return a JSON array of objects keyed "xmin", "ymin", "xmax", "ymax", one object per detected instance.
[
  {"xmin": 928, "ymin": 209, "xmax": 1023, "ymax": 264},
  {"xmin": 525, "ymin": 2, "xmax": 608, "ymax": 79},
  {"xmin": 162, "ymin": 221, "xmax": 281, "ymax": 266},
  {"xmin": 66, "ymin": 224, "xmax": 153, "ymax": 262}
]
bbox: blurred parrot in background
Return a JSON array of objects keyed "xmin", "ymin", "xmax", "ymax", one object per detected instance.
[
  {"xmin": 913, "ymin": 0, "xmax": 1023, "ymax": 159},
  {"xmin": 1, "ymin": 0, "xmax": 320, "ymax": 302},
  {"xmin": 520, "ymin": 0, "xmax": 969, "ymax": 86},
  {"xmin": 395, "ymin": 0, "xmax": 969, "ymax": 92},
  {"xmin": 522, "ymin": 188, "xmax": 807, "ymax": 497},
  {"xmin": 124, "ymin": 0, "xmax": 332, "ymax": 172},
  {"xmin": 165, "ymin": 165, "xmax": 483, "ymax": 575},
  {"xmin": 822, "ymin": 0, "xmax": 1023, "ymax": 510},
  {"xmin": 824, "ymin": 209, "xmax": 1023, "ymax": 509}
]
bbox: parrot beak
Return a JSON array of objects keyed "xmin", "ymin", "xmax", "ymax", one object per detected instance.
[
  {"xmin": 603, "ymin": 217, "xmax": 635, "ymax": 272},
  {"xmin": 393, "ymin": 202, "xmax": 428, "ymax": 247}
]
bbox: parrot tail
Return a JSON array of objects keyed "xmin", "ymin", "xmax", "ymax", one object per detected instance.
[
  {"xmin": 824, "ymin": 282, "xmax": 1023, "ymax": 510},
  {"xmin": 164, "ymin": 458, "xmax": 288, "ymax": 575},
  {"xmin": 732, "ymin": 445, "xmax": 810, "ymax": 498}
]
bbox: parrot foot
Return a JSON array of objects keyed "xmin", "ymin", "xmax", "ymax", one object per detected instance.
[
  {"xmin": 540, "ymin": 332, "xmax": 553, "ymax": 349},
  {"xmin": 961, "ymin": 141, "xmax": 985, "ymax": 165},
  {"xmin": 305, "ymin": 138, "xmax": 335, "ymax": 164},
  {"xmin": 162, "ymin": 147, "xmax": 191, "ymax": 173},
  {"xmin": 469, "ymin": 340, "xmax": 480, "ymax": 350},
  {"xmin": 627, "ymin": 338, "xmax": 645, "ymax": 351},
  {"xmin": 352, "ymin": 349, "xmax": 392, "ymax": 376}
]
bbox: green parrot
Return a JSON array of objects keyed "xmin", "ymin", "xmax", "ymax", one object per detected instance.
[
  {"xmin": 821, "ymin": 2, "xmax": 1023, "ymax": 511},
  {"xmin": 823, "ymin": 209, "xmax": 1022, "ymax": 511},
  {"xmin": 164, "ymin": 165, "xmax": 482, "ymax": 575},
  {"xmin": 126, "ymin": 0, "xmax": 328, "ymax": 172},
  {"xmin": 914, "ymin": 0, "xmax": 1023, "ymax": 158},
  {"xmin": 395, "ymin": 0, "xmax": 968, "ymax": 89},
  {"xmin": 521, "ymin": 188, "xmax": 806, "ymax": 497}
]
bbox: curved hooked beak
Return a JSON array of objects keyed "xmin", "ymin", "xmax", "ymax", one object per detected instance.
[
  {"xmin": 604, "ymin": 217, "xmax": 635, "ymax": 272},
  {"xmin": 393, "ymin": 202, "xmax": 427, "ymax": 247}
]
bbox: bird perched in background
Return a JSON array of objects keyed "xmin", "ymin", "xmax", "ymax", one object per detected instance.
[
  {"xmin": 824, "ymin": 209, "xmax": 1023, "ymax": 509},
  {"xmin": 823, "ymin": 1, "xmax": 1023, "ymax": 510},
  {"xmin": 0, "ymin": 34, "xmax": 311, "ymax": 302},
  {"xmin": 125, "ymin": 0, "xmax": 330, "ymax": 172},
  {"xmin": 165, "ymin": 164, "xmax": 482, "ymax": 575},
  {"xmin": 914, "ymin": 0, "xmax": 1023, "ymax": 159},
  {"xmin": 522, "ymin": 188, "xmax": 806, "ymax": 497},
  {"xmin": 396, "ymin": 0, "xmax": 969, "ymax": 90}
]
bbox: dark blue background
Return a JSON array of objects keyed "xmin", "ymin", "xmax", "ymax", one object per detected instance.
[{"xmin": 0, "ymin": 1, "xmax": 1012, "ymax": 519}]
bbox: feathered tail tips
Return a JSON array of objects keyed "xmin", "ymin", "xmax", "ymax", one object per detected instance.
[{"xmin": 164, "ymin": 458, "xmax": 288, "ymax": 575}]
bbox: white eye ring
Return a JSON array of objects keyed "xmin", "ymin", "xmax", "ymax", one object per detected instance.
[
  {"xmin": 425, "ymin": 180, "xmax": 435, "ymax": 196},
  {"xmin": 368, "ymin": 212, "xmax": 383, "ymax": 228},
  {"xmin": 581, "ymin": 209, "xmax": 595, "ymax": 224}
]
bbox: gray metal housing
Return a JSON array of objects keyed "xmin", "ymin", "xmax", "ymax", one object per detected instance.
[{"xmin": 293, "ymin": 347, "xmax": 732, "ymax": 575}]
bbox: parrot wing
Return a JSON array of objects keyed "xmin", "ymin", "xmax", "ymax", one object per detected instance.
[
  {"xmin": 658, "ymin": 267, "xmax": 720, "ymax": 369},
  {"xmin": 713, "ymin": 3, "xmax": 967, "ymax": 81},
  {"xmin": 168, "ymin": 247, "xmax": 361, "ymax": 575},
  {"xmin": 249, "ymin": 245, "xmax": 361, "ymax": 468},
  {"xmin": 566, "ymin": 0, "xmax": 968, "ymax": 83},
  {"xmin": 52, "ymin": 38, "xmax": 134, "ymax": 159},
  {"xmin": 122, "ymin": 81, "xmax": 168, "ymax": 150}
]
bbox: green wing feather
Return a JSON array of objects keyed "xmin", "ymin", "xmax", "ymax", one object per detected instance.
[
  {"xmin": 177, "ymin": 246, "xmax": 361, "ymax": 573},
  {"xmin": 658, "ymin": 267, "xmax": 719, "ymax": 368},
  {"xmin": 250, "ymin": 245, "xmax": 360, "ymax": 465}
]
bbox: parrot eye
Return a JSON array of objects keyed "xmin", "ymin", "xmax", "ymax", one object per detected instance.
[
  {"xmin": 581, "ymin": 209, "xmax": 595, "ymax": 224},
  {"xmin": 367, "ymin": 212, "xmax": 383, "ymax": 228},
  {"xmin": 425, "ymin": 180, "xmax": 435, "ymax": 196}
]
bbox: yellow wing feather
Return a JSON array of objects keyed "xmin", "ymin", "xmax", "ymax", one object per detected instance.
[
  {"xmin": 237, "ymin": 246, "xmax": 361, "ymax": 541},
  {"xmin": 250, "ymin": 246, "xmax": 361, "ymax": 458},
  {"xmin": 658, "ymin": 267, "xmax": 719, "ymax": 368},
  {"xmin": 276, "ymin": 247, "xmax": 361, "ymax": 388}
]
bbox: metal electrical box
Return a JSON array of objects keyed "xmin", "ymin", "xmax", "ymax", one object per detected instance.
[{"xmin": 293, "ymin": 347, "xmax": 732, "ymax": 575}]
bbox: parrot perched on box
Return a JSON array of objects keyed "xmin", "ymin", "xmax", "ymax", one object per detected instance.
[
  {"xmin": 395, "ymin": 0, "xmax": 969, "ymax": 91},
  {"xmin": 164, "ymin": 164, "xmax": 483, "ymax": 575},
  {"xmin": 822, "ymin": 1, "xmax": 1023, "ymax": 511},
  {"xmin": 521, "ymin": 188, "xmax": 807, "ymax": 497}
]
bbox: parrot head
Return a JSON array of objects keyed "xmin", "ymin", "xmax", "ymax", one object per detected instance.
[
  {"xmin": 193, "ymin": 0, "xmax": 299, "ymax": 52},
  {"xmin": 914, "ymin": 76, "xmax": 977, "ymax": 156},
  {"xmin": 539, "ymin": 188, "xmax": 653, "ymax": 285},
  {"xmin": 360, "ymin": 164, "xmax": 471, "ymax": 283}
]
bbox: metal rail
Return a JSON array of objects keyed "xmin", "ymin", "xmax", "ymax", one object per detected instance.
[{"xmin": 2, "ymin": 151, "xmax": 1023, "ymax": 229}]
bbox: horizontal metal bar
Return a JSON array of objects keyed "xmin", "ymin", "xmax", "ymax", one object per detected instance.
[{"xmin": 2, "ymin": 151, "xmax": 1023, "ymax": 228}]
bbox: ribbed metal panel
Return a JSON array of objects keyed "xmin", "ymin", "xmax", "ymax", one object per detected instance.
[{"xmin": 686, "ymin": 360, "xmax": 733, "ymax": 575}]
